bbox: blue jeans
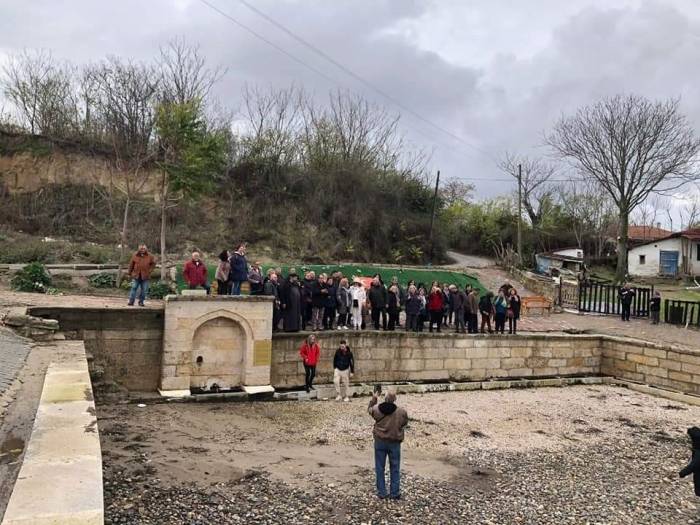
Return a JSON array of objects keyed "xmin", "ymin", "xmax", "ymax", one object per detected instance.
[
  {"xmin": 128, "ymin": 278, "xmax": 149, "ymax": 305},
  {"xmin": 374, "ymin": 438, "xmax": 401, "ymax": 498},
  {"xmin": 230, "ymin": 281, "xmax": 242, "ymax": 295}
]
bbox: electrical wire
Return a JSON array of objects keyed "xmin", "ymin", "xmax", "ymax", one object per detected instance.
[
  {"xmin": 197, "ymin": 0, "xmax": 498, "ymax": 163},
  {"xmin": 235, "ymin": 0, "xmax": 495, "ymax": 160}
]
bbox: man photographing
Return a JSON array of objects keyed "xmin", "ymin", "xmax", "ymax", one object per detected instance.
[{"xmin": 368, "ymin": 386, "xmax": 408, "ymax": 500}]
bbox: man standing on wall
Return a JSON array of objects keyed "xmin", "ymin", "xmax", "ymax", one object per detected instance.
[
  {"xmin": 368, "ymin": 387, "xmax": 408, "ymax": 500},
  {"xmin": 229, "ymin": 243, "xmax": 249, "ymax": 296},
  {"xmin": 127, "ymin": 244, "xmax": 156, "ymax": 307},
  {"xmin": 183, "ymin": 252, "xmax": 210, "ymax": 294}
]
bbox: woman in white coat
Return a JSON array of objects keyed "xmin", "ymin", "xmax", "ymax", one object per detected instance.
[{"xmin": 349, "ymin": 278, "xmax": 367, "ymax": 330}]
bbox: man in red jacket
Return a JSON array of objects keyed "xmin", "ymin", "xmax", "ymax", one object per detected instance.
[{"xmin": 183, "ymin": 252, "xmax": 210, "ymax": 294}]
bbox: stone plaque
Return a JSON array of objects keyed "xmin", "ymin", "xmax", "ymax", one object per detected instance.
[{"xmin": 253, "ymin": 339, "xmax": 272, "ymax": 366}]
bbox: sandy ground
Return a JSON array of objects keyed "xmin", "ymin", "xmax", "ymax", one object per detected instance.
[{"xmin": 99, "ymin": 385, "xmax": 700, "ymax": 524}]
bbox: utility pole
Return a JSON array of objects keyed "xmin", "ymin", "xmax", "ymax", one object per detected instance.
[
  {"xmin": 517, "ymin": 163, "xmax": 523, "ymax": 265},
  {"xmin": 428, "ymin": 169, "xmax": 440, "ymax": 265}
]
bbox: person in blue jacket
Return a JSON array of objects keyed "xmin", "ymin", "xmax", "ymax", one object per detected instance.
[{"xmin": 228, "ymin": 243, "xmax": 249, "ymax": 295}]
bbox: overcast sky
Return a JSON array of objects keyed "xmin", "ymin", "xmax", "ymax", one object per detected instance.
[{"xmin": 2, "ymin": 0, "xmax": 700, "ymax": 224}]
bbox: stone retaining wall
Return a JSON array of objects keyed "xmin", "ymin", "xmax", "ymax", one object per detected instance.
[
  {"xmin": 24, "ymin": 306, "xmax": 700, "ymax": 399},
  {"xmin": 601, "ymin": 337, "xmax": 700, "ymax": 396},
  {"xmin": 271, "ymin": 332, "xmax": 602, "ymax": 388},
  {"xmin": 28, "ymin": 307, "xmax": 164, "ymax": 392}
]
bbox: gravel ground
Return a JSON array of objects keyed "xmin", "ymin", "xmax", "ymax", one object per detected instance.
[{"xmin": 100, "ymin": 385, "xmax": 700, "ymax": 524}]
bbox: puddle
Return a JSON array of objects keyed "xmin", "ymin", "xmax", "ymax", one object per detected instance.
[{"xmin": 0, "ymin": 436, "xmax": 25, "ymax": 464}]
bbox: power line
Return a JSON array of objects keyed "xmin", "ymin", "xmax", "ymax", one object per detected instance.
[
  {"xmin": 450, "ymin": 176, "xmax": 583, "ymax": 183},
  {"xmin": 236, "ymin": 0, "xmax": 494, "ymax": 161},
  {"xmin": 197, "ymin": 0, "xmax": 496, "ymax": 164},
  {"xmin": 196, "ymin": 0, "xmax": 342, "ymax": 88}
]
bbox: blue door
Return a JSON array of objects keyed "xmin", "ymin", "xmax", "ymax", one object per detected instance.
[{"xmin": 659, "ymin": 250, "xmax": 679, "ymax": 276}]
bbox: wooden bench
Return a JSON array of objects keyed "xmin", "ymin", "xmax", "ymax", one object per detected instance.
[{"xmin": 522, "ymin": 296, "xmax": 553, "ymax": 316}]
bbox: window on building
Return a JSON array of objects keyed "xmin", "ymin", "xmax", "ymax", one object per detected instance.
[
  {"xmin": 639, "ymin": 255, "xmax": 646, "ymax": 265},
  {"xmin": 697, "ymin": 244, "xmax": 700, "ymax": 261}
]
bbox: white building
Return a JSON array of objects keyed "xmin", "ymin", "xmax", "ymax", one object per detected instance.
[
  {"xmin": 535, "ymin": 248, "xmax": 584, "ymax": 276},
  {"xmin": 627, "ymin": 228, "xmax": 700, "ymax": 277}
]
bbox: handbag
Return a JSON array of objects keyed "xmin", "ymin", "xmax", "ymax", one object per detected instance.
[{"xmin": 353, "ymin": 299, "xmax": 359, "ymax": 307}]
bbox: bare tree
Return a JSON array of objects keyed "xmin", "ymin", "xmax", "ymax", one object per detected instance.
[
  {"xmin": 2, "ymin": 49, "xmax": 80, "ymax": 137},
  {"xmin": 87, "ymin": 57, "xmax": 159, "ymax": 277},
  {"xmin": 158, "ymin": 37, "xmax": 225, "ymax": 107},
  {"xmin": 440, "ymin": 179, "xmax": 474, "ymax": 207},
  {"xmin": 547, "ymin": 94, "xmax": 700, "ymax": 281},
  {"xmin": 558, "ymin": 178, "xmax": 616, "ymax": 256},
  {"xmin": 499, "ymin": 153, "xmax": 555, "ymax": 250}
]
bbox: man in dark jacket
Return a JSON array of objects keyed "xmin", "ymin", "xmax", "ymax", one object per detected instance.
[
  {"xmin": 264, "ymin": 272, "xmax": 281, "ymax": 331},
  {"xmin": 619, "ymin": 283, "xmax": 635, "ymax": 322},
  {"xmin": 127, "ymin": 244, "xmax": 156, "ymax": 307},
  {"xmin": 479, "ymin": 292, "xmax": 495, "ymax": 334},
  {"xmin": 301, "ymin": 271, "xmax": 316, "ymax": 330},
  {"xmin": 368, "ymin": 387, "xmax": 408, "ymax": 500},
  {"xmin": 323, "ymin": 276, "xmax": 338, "ymax": 330},
  {"xmin": 228, "ymin": 243, "xmax": 248, "ymax": 296},
  {"xmin": 368, "ymin": 275, "xmax": 388, "ymax": 330},
  {"xmin": 281, "ymin": 272, "xmax": 302, "ymax": 332},
  {"xmin": 680, "ymin": 426, "xmax": 700, "ymax": 496},
  {"xmin": 450, "ymin": 285, "xmax": 467, "ymax": 334},
  {"xmin": 467, "ymin": 289, "xmax": 479, "ymax": 334},
  {"xmin": 333, "ymin": 340, "xmax": 354, "ymax": 401},
  {"xmin": 404, "ymin": 285, "xmax": 421, "ymax": 332}
]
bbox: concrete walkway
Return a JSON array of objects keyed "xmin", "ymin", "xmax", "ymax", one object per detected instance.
[
  {"xmin": 445, "ymin": 250, "xmax": 494, "ymax": 269},
  {"xmin": 1, "ymin": 341, "xmax": 102, "ymax": 525}
]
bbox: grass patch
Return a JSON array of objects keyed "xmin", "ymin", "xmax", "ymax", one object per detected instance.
[{"xmin": 175, "ymin": 262, "xmax": 486, "ymax": 293}]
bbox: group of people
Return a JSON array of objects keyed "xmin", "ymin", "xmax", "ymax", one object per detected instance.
[
  {"xmin": 127, "ymin": 244, "xmax": 524, "ymax": 336},
  {"xmin": 271, "ymin": 270, "xmax": 523, "ymax": 336}
]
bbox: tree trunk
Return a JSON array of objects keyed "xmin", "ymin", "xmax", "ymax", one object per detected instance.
[
  {"xmin": 616, "ymin": 208, "xmax": 629, "ymax": 282},
  {"xmin": 160, "ymin": 171, "xmax": 169, "ymax": 282},
  {"xmin": 116, "ymin": 196, "xmax": 130, "ymax": 287}
]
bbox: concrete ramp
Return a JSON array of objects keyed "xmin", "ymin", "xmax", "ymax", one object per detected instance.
[{"xmin": 1, "ymin": 341, "xmax": 103, "ymax": 525}]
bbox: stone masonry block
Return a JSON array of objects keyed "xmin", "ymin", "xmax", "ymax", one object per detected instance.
[
  {"xmin": 627, "ymin": 354, "xmax": 659, "ymax": 367},
  {"xmin": 658, "ymin": 358, "xmax": 682, "ymax": 372},
  {"xmin": 643, "ymin": 348, "xmax": 668, "ymax": 359},
  {"xmin": 682, "ymin": 362, "xmax": 700, "ymax": 375},
  {"xmin": 487, "ymin": 347, "xmax": 511, "ymax": 359},
  {"xmin": 444, "ymin": 358, "xmax": 471, "ymax": 370},
  {"xmin": 471, "ymin": 358, "xmax": 501, "ymax": 370},
  {"xmin": 501, "ymin": 358, "xmax": 526, "ymax": 369}
]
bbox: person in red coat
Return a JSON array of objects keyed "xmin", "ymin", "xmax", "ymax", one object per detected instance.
[
  {"xmin": 427, "ymin": 282, "xmax": 444, "ymax": 333},
  {"xmin": 183, "ymin": 252, "xmax": 210, "ymax": 294},
  {"xmin": 299, "ymin": 334, "xmax": 320, "ymax": 393}
]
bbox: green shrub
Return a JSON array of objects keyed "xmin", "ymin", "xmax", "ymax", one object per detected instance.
[
  {"xmin": 89, "ymin": 272, "xmax": 116, "ymax": 288},
  {"xmin": 10, "ymin": 262, "xmax": 52, "ymax": 293},
  {"xmin": 0, "ymin": 240, "xmax": 52, "ymax": 264},
  {"xmin": 75, "ymin": 243, "xmax": 117, "ymax": 264},
  {"xmin": 148, "ymin": 280, "xmax": 173, "ymax": 299}
]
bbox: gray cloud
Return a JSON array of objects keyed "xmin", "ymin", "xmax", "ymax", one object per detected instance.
[{"xmin": 1, "ymin": 0, "xmax": 700, "ymax": 211}]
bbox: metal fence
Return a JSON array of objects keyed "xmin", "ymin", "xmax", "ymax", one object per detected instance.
[
  {"xmin": 577, "ymin": 281, "xmax": 653, "ymax": 317},
  {"xmin": 664, "ymin": 299, "xmax": 700, "ymax": 327}
]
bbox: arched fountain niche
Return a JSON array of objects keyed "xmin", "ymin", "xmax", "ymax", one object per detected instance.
[
  {"xmin": 159, "ymin": 295, "xmax": 274, "ymax": 397},
  {"xmin": 190, "ymin": 316, "xmax": 245, "ymax": 391}
]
